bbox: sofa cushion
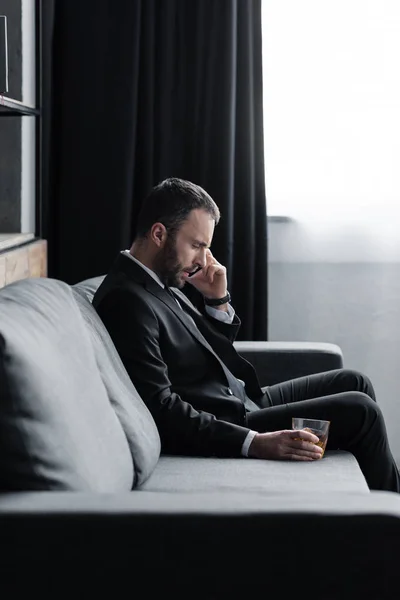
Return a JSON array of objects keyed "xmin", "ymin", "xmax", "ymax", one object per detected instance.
[
  {"xmin": 0, "ymin": 278, "xmax": 134, "ymax": 491},
  {"xmin": 74, "ymin": 276, "xmax": 105, "ymax": 303},
  {"xmin": 140, "ymin": 451, "xmax": 369, "ymax": 493},
  {"xmin": 72, "ymin": 287, "xmax": 161, "ymax": 486}
]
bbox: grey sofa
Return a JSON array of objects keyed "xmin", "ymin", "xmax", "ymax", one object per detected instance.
[{"xmin": 0, "ymin": 276, "xmax": 399, "ymax": 599}]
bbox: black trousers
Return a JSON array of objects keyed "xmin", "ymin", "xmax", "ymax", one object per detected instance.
[{"xmin": 246, "ymin": 369, "xmax": 400, "ymax": 493}]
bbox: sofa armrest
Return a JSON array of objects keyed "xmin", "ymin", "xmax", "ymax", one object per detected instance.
[
  {"xmin": 233, "ymin": 341, "xmax": 344, "ymax": 386},
  {"xmin": 0, "ymin": 491, "xmax": 399, "ymax": 597}
]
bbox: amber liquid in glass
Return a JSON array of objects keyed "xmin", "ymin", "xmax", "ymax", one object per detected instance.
[{"xmin": 294, "ymin": 427, "xmax": 328, "ymax": 457}]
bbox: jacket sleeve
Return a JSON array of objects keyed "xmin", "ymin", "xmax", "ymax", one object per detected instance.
[
  {"xmin": 180, "ymin": 284, "xmax": 241, "ymax": 343},
  {"xmin": 204, "ymin": 311, "xmax": 241, "ymax": 343},
  {"xmin": 95, "ymin": 288, "xmax": 250, "ymax": 457}
]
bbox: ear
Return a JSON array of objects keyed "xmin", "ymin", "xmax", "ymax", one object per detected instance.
[{"xmin": 150, "ymin": 222, "xmax": 167, "ymax": 248}]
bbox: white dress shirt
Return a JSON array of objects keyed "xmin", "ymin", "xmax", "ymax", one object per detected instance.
[{"xmin": 122, "ymin": 251, "xmax": 258, "ymax": 456}]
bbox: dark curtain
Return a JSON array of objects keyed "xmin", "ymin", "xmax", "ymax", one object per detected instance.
[{"xmin": 42, "ymin": 0, "xmax": 268, "ymax": 340}]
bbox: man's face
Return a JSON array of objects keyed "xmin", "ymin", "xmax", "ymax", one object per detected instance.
[{"xmin": 154, "ymin": 209, "xmax": 215, "ymax": 288}]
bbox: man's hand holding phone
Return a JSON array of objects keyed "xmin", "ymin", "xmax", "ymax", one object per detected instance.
[{"xmin": 184, "ymin": 250, "xmax": 229, "ymax": 310}]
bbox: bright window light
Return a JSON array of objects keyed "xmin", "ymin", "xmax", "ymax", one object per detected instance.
[{"xmin": 262, "ymin": 0, "xmax": 400, "ymax": 224}]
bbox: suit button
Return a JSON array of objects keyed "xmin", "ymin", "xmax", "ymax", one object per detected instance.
[{"xmin": 227, "ymin": 388, "xmax": 233, "ymax": 395}]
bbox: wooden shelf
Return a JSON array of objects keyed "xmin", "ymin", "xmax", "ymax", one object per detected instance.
[
  {"xmin": 0, "ymin": 96, "xmax": 40, "ymax": 117},
  {"xmin": 0, "ymin": 238, "xmax": 47, "ymax": 288}
]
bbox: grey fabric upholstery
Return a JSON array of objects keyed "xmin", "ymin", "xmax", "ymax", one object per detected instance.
[
  {"xmin": 72, "ymin": 288, "xmax": 161, "ymax": 486},
  {"xmin": 0, "ymin": 278, "xmax": 134, "ymax": 491},
  {"xmin": 0, "ymin": 277, "xmax": 160, "ymax": 490},
  {"xmin": 139, "ymin": 451, "xmax": 369, "ymax": 494},
  {"xmin": 74, "ymin": 275, "xmax": 105, "ymax": 303},
  {"xmin": 1, "ymin": 488, "xmax": 395, "ymax": 516},
  {"xmin": 235, "ymin": 341, "xmax": 344, "ymax": 386}
]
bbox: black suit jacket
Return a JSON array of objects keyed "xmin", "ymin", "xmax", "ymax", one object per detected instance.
[{"xmin": 93, "ymin": 253, "xmax": 264, "ymax": 457}]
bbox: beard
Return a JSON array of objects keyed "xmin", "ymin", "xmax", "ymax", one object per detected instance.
[{"xmin": 153, "ymin": 236, "xmax": 185, "ymax": 288}]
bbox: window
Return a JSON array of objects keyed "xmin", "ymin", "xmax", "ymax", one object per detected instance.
[{"xmin": 262, "ymin": 0, "xmax": 400, "ymax": 224}]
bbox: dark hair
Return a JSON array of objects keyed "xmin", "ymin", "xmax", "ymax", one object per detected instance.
[{"xmin": 134, "ymin": 178, "xmax": 220, "ymax": 240}]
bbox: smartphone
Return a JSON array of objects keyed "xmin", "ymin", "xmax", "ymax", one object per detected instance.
[{"xmin": 188, "ymin": 266, "xmax": 202, "ymax": 277}]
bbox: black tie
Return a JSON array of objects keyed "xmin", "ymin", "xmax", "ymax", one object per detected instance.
[{"xmin": 165, "ymin": 286, "xmax": 180, "ymax": 306}]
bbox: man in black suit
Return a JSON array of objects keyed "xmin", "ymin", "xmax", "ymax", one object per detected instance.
[{"xmin": 93, "ymin": 178, "xmax": 399, "ymax": 492}]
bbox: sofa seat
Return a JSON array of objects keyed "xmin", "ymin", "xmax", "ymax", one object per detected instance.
[{"xmin": 139, "ymin": 450, "xmax": 369, "ymax": 494}]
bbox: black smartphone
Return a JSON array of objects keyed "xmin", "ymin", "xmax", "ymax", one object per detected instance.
[{"xmin": 188, "ymin": 266, "xmax": 202, "ymax": 277}]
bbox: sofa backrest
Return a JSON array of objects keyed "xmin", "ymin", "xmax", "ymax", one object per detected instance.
[
  {"xmin": 72, "ymin": 280, "xmax": 161, "ymax": 486},
  {"xmin": 73, "ymin": 275, "xmax": 105, "ymax": 304},
  {"xmin": 0, "ymin": 277, "xmax": 160, "ymax": 492}
]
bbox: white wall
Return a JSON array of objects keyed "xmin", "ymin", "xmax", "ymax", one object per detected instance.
[
  {"xmin": 263, "ymin": 1, "xmax": 400, "ymax": 465},
  {"xmin": 20, "ymin": 0, "xmax": 35, "ymax": 233}
]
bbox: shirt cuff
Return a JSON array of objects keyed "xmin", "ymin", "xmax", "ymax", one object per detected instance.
[
  {"xmin": 205, "ymin": 303, "xmax": 235, "ymax": 324},
  {"xmin": 241, "ymin": 430, "xmax": 258, "ymax": 457}
]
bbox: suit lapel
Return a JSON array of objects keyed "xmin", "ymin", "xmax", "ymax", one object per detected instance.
[
  {"xmin": 170, "ymin": 288, "xmax": 202, "ymax": 316},
  {"xmin": 148, "ymin": 283, "xmax": 218, "ymax": 355}
]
